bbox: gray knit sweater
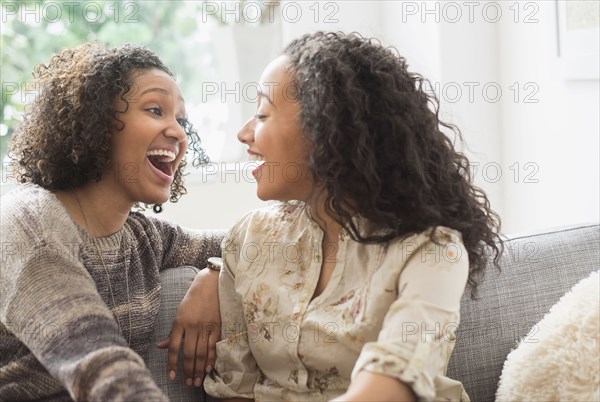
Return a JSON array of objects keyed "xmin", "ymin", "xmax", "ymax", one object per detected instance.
[{"xmin": 0, "ymin": 184, "xmax": 222, "ymax": 401}]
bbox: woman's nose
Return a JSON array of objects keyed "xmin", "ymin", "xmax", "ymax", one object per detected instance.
[
  {"xmin": 237, "ymin": 116, "xmax": 255, "ymax": 144},
  {"xmin": 165, "ymin": 119, "xmax": 187, "ymax": 145}
]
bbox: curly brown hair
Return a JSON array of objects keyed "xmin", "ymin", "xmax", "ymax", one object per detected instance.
[
  {"xmin": 9, "ymin": 42, "xmax": 208, "ymax": 209},
  {"xmin": 283, "ymin": 32, "xmax": 503, "ymax": 297}
]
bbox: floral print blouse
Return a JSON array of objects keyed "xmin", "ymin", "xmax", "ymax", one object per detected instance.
[{"xmin": 204, "ymin": 202, "xmax": 470, "ymax": 401}]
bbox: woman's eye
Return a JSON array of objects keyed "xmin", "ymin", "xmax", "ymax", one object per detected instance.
[
  {"xmin": 147, "ymin": 107, "xmax": 162, "ymax": 116},
  {"xmin": 255, "ymin": 114, "xmax": 267, "ymax": 120},
  {"xmin": 177, "ymin": 118, "xmax": 190, "ymax": 130}
]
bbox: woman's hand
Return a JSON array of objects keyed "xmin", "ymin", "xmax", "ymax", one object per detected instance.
[
  {"xmin": 329, "ymin": 370, "xmax": 417, "ymax": 402},
  {"xmin": 156, "ymin": 268, "xmax": 221, "ymax": 387}
]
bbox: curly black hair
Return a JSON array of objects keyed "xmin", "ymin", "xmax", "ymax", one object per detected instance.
[
  {"xmin": 9, "ymin": 42, "xmax": 208, "ymax": 209},
  {"xmin": 283, "ymin": 32, "xmax": 503, "ymax": 297}
]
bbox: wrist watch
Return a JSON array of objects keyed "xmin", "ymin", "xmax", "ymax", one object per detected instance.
[{"xmin": 206, "ymin": 257, "xmax": 223, "ymax": 272}]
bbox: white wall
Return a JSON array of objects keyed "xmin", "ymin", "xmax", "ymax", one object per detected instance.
[
  {"xmin": 498, "ymin": 1, "xmax": 600, "ymax": 233},
  {"xmin": 280, "ymin": 0, "xmax": 384, "ymax": 42},
  {"xmin": 157, "ymin": 165, "xmax": 266, "ymax": 231}
]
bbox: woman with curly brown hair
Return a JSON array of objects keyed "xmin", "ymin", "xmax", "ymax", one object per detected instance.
[
  {"xmin": 0, "ymin": 43, "xmax": 222, "ymax": 400},
  {"xmin": 203, "ymin": 32, "xmax": 502, "ymax": 401}
]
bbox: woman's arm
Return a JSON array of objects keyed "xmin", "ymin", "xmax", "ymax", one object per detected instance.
[
  {"xmin": 331, "ymin": 371, "xmax": 416, "ymax": 402},
  {"xmin": 203, "ymin": 214, "xmax": 261, "ymax": 399},
  {"xmin": 347, "ymin": 228, "xmax": 469, "ymax": 401},
  {"xmin": 148, "ymin": 217, "xmax": 224, "ymax": 384},
  {"xmin": 157, "ymin": 267, "xmax": 221, "ymax": 387},
  {"xmin": 146, "ymin": 215, "xmax": 224, "ymax": 271},
  {"xmin": 1, "ymin": 240, "xmax": 167, "ymax": 401},
  {"xmin": 159, "ymin": 212, "xmax": 260, "ymax": 398}
]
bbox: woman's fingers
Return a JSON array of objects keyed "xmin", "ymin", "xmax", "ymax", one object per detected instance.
[
  {"xmin": 193, "ymin": 335, "xmax": 208, "ymax": 387},
  {"xmin": 182, "ymin": 329, "xmax": 199, "ymax": 386},
  {"xmin": 189, "ymin": 322, "xmax": 219, "ymax": 387},
  {"xmin": 163, "ymin": 269, "xmax": 222, "ymax": 386},
  {"xmin": 167, "ymin": 325, "xmax": 184, "ymax": 380},
  {"xmin": 205, "ymin": 326, "xmax": 220, "ymax": 374},
  {"xmin": 156, "ymin": 336, "xmax": 170, "ymax": 349}
]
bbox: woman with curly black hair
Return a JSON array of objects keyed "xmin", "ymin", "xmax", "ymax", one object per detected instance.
[
  {"xmin": 0, "ymin": 43, "xmax": 222, "ymax": 400},
  {"xmin": 203, "ymin": 32, "xmax": 502, "ymax": 401}
]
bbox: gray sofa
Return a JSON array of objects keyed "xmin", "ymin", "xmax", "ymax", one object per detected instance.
[{"xmin": 145, "ymin": 224, "xmax": 600, "ymax": 401}]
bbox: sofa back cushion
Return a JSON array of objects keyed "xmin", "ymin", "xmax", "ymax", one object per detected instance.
[{"xmin": 446, "ymin": 224, "xmax": 600, "ymax": 402}]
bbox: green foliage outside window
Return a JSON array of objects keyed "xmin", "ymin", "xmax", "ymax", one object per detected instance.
[{"xmin": 1, "ymin": 0, "xmax": 224, "ymax": 163}]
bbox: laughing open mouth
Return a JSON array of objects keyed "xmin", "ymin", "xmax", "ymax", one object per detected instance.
[{"xmin": 147, "ymin": 149, "xmax": 176, "ymax": 177}]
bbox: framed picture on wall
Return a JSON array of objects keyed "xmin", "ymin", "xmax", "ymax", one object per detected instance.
[{"xmin": 556, "ymin": 0, "xmax": 600, "ymax": 80}]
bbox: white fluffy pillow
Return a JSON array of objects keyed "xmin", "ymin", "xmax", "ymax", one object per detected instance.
[{"xmin": 496, "ymin": 270, "xmax": 600, "ymax": 402}]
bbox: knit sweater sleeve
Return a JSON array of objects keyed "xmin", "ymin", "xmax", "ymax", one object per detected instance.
[
  {"xmin": 142, "ymin": 214, "xmax": 224, "ymax": 271},
  {"xmin": 0, "ymin": 187, "xmax": 167, "ymax": 401}
]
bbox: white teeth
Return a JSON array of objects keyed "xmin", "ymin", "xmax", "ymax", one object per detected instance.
[
  {"xmin": 249, "ymin": 154, "xmax": 264, "ymax": 162},
  {"xmin": 147, "ymin": 149, "xmax": 176, "ymax": 162}
]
